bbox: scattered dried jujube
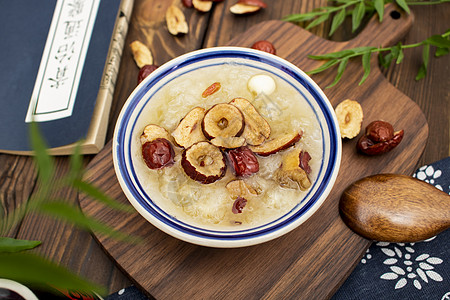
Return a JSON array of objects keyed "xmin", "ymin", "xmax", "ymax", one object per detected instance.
[{"xmin": 357, "ymin": 120, "xmax": 404, "ymax": 155}]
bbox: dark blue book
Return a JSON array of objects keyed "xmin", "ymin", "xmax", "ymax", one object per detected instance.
[{"xmin": 0, "ymin": 0, "xmax": 134, "ymax": 155}]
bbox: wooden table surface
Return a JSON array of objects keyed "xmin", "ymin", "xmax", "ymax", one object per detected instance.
[{"xmin": 2, "ymin": 0, "xmax": 449, "ymax": 299}]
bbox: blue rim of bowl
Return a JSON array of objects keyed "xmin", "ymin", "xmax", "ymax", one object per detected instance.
[{"xmin": 113, "ymin": 47, "xmax": 341, "ymax": 247}]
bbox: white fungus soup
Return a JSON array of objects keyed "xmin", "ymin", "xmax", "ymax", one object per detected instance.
[{"xmin": 131, "ymin": 63, "xmax": 323, "ymax": 230}]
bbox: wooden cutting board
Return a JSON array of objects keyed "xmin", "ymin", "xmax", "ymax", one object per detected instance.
[{"xmin": 79, "ymin": 6, "xmax": 428, "ymax": 299}]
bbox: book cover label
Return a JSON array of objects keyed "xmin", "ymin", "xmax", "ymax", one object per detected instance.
[{"xmin": 26, "ymin": 0, "xmax": 100, "ymax": 123}]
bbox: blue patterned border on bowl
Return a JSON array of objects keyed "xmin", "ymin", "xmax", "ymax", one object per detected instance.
[{"xmin": 113, "ymin": 47, "xmax": 341, "ymax": 247}]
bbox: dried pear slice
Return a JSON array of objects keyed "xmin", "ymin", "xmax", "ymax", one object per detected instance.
[
  {"xmin": 202, "ymin": 103, "xmax": 244, "ymax": 140},
  {"xmin": 181, "ymin": 141, "xmax": 226, "ymax": 184}
]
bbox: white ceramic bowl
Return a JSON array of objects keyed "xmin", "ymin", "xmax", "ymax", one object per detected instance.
[{"xmin": 113, "ymin": 47, "xmax": 341, "ymax": 248}]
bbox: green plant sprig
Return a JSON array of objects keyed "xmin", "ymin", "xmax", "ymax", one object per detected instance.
[
  {"xmin": 306, "ymin": 29, "xmax": 450, "ymax": 88},
  {"xmin": 0, "ymin": 121, "xmax": 138, "ymax": 296},
  {"xmin": 283, "ymin": 0, "xmax": 449, "ymax": 37}
]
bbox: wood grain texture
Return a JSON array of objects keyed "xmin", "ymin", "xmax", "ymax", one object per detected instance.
[
  {"xmin": 106, "ymin": 0, "xmax": 212, "ymax": 142},
  {"xmin": 79, "ymin": 6, "xmax": 430, "ymax": 299},
  {"xmin": 382, "ymin": 3, "xmax": 450, "ymax": 165},
  {"xmin": 340, "ymin": 174, "xmax": 450, "ymax": 242},
  {"xmin": 204, "ymin": 0, "xmax": 330, "ymax": 48}
]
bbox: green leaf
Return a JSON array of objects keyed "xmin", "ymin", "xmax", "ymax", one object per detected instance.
[
  {"xmin": 378, "ymin": 52, "xmax": 386, "ymax": 67},
  {"xmin": 69, "ymin": 141, "xmax": 83, "ymax": 182},
  {"xmin": 352, "ymin": 1, "xmax": 366, "ymax": 32},
  {"xmin": 373, "ymin": 0, "xmax": 385, "ymax": 22},
  {"xmin": 425, "ymin": 35, "xmax": 450, "ymax": 48},
  {"xmin": 308, "ymin": 47, "xmax": 376, "ymax": 60},
  {"xmin": 0, "ymin": 252, "xmax": 106, "ymax": 295},
  {"xmin": 389, "ymin": 42, "xmax": 405, "ymax": 64},
  {"xmin": 416, "ymin": 43, "xmax": 430, "ymax": 80},
  {"xmin": 327, "ymin": 57, "xmax": 349, "ymax": 88},
  {"xmin": 395, "ymin": 0, "xmax": 410, "ymax": 14},
  {"xmin": 308, "ymin": 49, "xmax": 355, "ymax": 60},
  {"xmin": 359, "ymin": 51, "xmax": 372, "ymax": 85},
  {"xmin": 73, "ymin": 179, "xmax": 134, "ymax": 212},
  {"xmin": 0, "ymin": 237, "xmax": 41, "ymax": 253},
  {"xmin": 380, "ymin": 52, "xmax": 394, "ymax": 68},
  {"xmin": 307, "ymin": 59, "xmax": 340, "ymax": 75},
  {"xmin": 329, "ymin": 8, "xmax": 347, "ymax": 36},
  {"xmin": 422, "ymin": 43, "xmax": 431, "ymax": 68},
  {"xmin": 282, "ymin": 10, "xmax": 325, "ymax": 22},
  {"xmin": 29, "ymin": 122, "xmax": 54, "ymax": 185},
  {"xmin": 390, "ymin": 43, "xmax": 401, "ymax": 59},
  {"xmin": 415, "ymin": 65, "xmax": 427, "ymax": 80},
  {"xmin": 396, "ymin": 47, "xmax": 404, "ymax": 64},
  {"xmin": 37, "ymin": 201, "xmax": 138, "ymax": 243},
  {"xmin": 435, "ymin": 46, "xmax": 449, "ymax": 57},
  {"xmin": 306, "ymin": 13, "xmax": 330, "ymax": 30}
]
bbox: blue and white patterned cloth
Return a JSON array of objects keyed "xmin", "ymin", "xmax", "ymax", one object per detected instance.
[{"xmin": 106, "ymin": 157, "xmax": 450, "ymax": 300}]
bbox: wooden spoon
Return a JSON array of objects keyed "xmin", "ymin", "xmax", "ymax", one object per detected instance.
[{"xmin": 339, "ymin": 174, "xmax": 450, "ymax": 242}]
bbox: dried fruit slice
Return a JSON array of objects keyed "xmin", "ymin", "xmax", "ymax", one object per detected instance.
[
  {"xmin": 130, "ymin": 41, "xmax": 153, "ymax": 68},
  {"xmin": 166, "ymin": 5, "xmax": 188, "ymax": 35},
  {"xmin": 335, "ymin": 99, "xmax": 363, "ymax": 139},
  {"xmin": 275, "ymin": 149, "xmax": 311, "ymax": 190},
  {"xmin": 226, "ymin": 179, "xmax": 259, "ymax": 200},
  {"xmin": 275, "ymin": 168, "xmax": 311, "ymax": 190},
  {"xmin": 181, "ymin": 141, "xmax": 226, "ymax": 184},
  {"xmin": 230, "ymin": 0, "xmax": 267, "ymax": 14},
  {"xmin": 282, "ymin": 149, "xmax": 301, "ymax": 169},
  {"xmin": 210, "ymin": 136, "xmax": 246, "ymax": 149},
  {"xmin": 230, "ymin": 3, "xmax": 260, "ymax": 14},
  {"xmin": 227, "ymin": 146, "xmax": 259, "ymax": 177},
  {"xmin": 193, "ymin": 0, "xmax": 212, "ymax": 12},
  {"xmin": 172, "ymin": 107, "xmax": 207, "ymax": 148},
  {"xmin": 140, "ymin": 124, "xmax": 171, "ymax": 144},
  {"xmin": 249, "ymin": 131, "xmax": 302, "ymax": 156},
  {"xmin": 142, "ymin": 138, "xmax": 175, "ymax": 170},
  {"xmin": 229, "ymin": 97, "xmax": 271, "ymax": 146},
  {"xmin": 202, "ymin": 103, "xmax": 244, "ymax": 140}
]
